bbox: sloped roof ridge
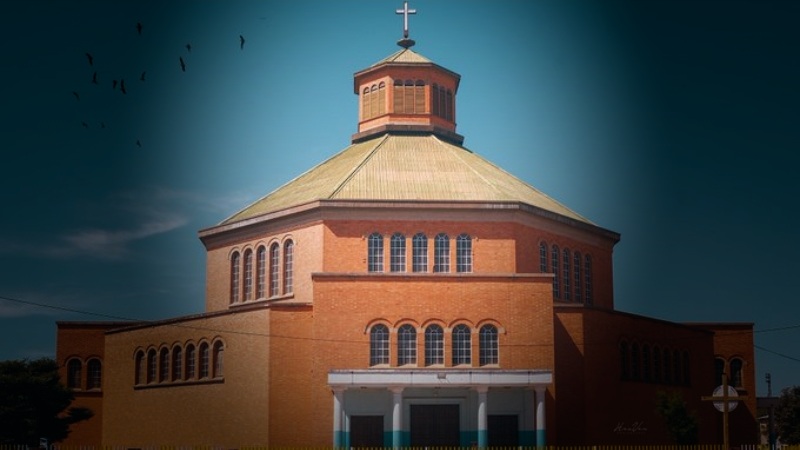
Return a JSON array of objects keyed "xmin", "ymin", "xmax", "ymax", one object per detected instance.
[
  {"xmin": 329, "ymin": 134, "xmax": 390, "ymax": 198},
  {"xmin": 432, "ymin": 135, "xmax": 594, "ymax": 225},
  {"xmin": 371, "ymin": 47, "xmax": 431, "ymax": 67},
  {"xmin": 433, "ymin": 135, "xmax": 506, "ymax": 198}
]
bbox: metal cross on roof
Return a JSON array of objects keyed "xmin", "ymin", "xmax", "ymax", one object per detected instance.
[{"xmin": 396, "ymin": 1, "xmax": 417, "ymax": 39}]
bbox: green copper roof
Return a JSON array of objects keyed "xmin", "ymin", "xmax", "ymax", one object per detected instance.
[{"xmin": 222, "ymin": 134, "xmax": 592, "ymax": 225}]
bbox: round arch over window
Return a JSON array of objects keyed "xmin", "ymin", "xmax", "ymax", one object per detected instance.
[
  {"xmin": 452, "ymin": 324, "xmax": 471, "ymax": 366},
  {"xmin": 397, "ymin": 324, "xmax": 416, "ymax": 366},
  {"xmin": 424, "ymin": 324, "xmax": 444, "ymax": 366},
  {"xmin": 369, "ymin": 324, "xmax": 389, "ymax": 366},
  {"xmin": 67, "ymin": 358, "xmax": 82, "ymax": 389},
  {"xmin": 479, "ymin": 324, "xmax": 498, "ymax": 366}
]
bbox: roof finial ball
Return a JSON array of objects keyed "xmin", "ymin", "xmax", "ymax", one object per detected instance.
[{"xmin": 395, "ymin": 1, "xmax": 417, "ymax": 48}]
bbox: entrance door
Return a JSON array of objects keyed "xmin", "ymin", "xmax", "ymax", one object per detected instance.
[
  {"xmin": 488, "ymin": 414, "xmax": 519, "ymax": 447},
  {"xmin": 410, "ymin": 404, "xmax": 460, "ymax": 446},
  {"xmin": 350, "ymin": 415, "xmax": 384, "ymax": 448}
]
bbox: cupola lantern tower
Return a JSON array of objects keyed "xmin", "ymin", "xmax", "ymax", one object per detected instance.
[{"xmin": 352, "ymin": 2, "xmax": 464, "ymax": 145}]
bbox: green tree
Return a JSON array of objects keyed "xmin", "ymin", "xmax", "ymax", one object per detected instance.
[
  {"xmin": 0, "ymin": 358, "xmax": 93, "ymax": 446},
  {"xmin": 775, "ymin": 385, "xmax": 800, "ymax": 444},
  {"xmin": 655, "ymin": 390, "xmax": 699, "ymax": 444}
]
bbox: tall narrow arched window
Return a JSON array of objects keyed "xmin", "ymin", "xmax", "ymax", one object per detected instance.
[
  {"xmin": 653, "ymin": 346, "xmax": 662, "ymax": 383},
  {"xmin": 424, "ymin": 324, "xmax": 444, "ymax": 366},
  {"xmin": 456, "ymin": 234, "xmax": 472, "ymax": 273},
  {"xmin": 403, "ymin": 80, "xmax": 414, "ymax": 113},
  {"xmin": 135, "ymin": 351, "xmax": 144, "ymax": 385},
  {"xmin": 539, "ymin": 242, "xmax": 548, "ymax": 273},
  {"xmin": 730, "ymin": 358, "xmax": 743, "ymax": 387},
  {"xmin": 256, "ymin": 246, "xmax": 266, "ymax": 299},
  {"xmin": 397, "ymin": 324, "xmax": 417, "ymax": 366},
  {"xmin": 159, "ymin": 347, "xmax": 169, "ymax": 382},
  {"xmin": 377, "ymin": 82, "xmax": 386, "ymax": 116},
  {"xmin": 243, "ymin": 249, "xmax": 253, "ymax": 301},
  {"xmin": 213, "ymin": 341, "xmax": 225, "ymax": 378},
  {"xmin": 87, "ymin": 358, "xmax": 101, "ymax": 390},
  {"xmin": 199, "ymin": 342, "xmax": 210, "ymax": 379},
  {"xmin": 574, "ymin": 252, "xmax": 583, "ymax": 303},
  {"xmin": 414, "ymin": 80, "xmax": 425, "ymax": 113},
  {"xmin": 283, "ymin": 240, "xmax": 294, "ymax": 294},
  {"xmin": 551, "ymin": 245, "xmax": 560, "ymax": 299},
  {"xmin": 412, "ymin": 233, "xmax": 428, "ymax": 272},
  {"xmin": 479, "ymin": 325, "xmax": 498, "ymax": 366},
  {"xmin": 370, "ymin": 324, "xmax": 389, "ymax": 366},
  {"xmin": 585, "ymin": 254, "xmax": 593, "ymax": 305},
  {"xmin": 663, "ymin": 349, "xmax": 672, "ymax": 384},
  {"xmin": 452, "ymin": 324, "xmax": 471, "ymax": 366},
  {"xmin": 185, "ymin": 344, "xmax": 196, "ymax": 380},
  {"xmin": 269, "ymin": 243, "xmax": 280, "ymax": 297},
  {"xmin": 673, "ymin": 349, "xmax": 682, "ymax": 385},
  {"xmin": 683, "ymin": 351, "xmax": 691, "ymax": 386},
  {"xmin": 370, "ymin": 84, "xmax": 379, "ymax": 118},
  {"xmin": 362, "ymin": 87, "xmax": 370, "ymax": 120},
  {"xmin": 432, "ymin": 84, "xmax": 441, "ymax": 116},
  {"xmin": 714, "ymin": 357, "xmax": 725, "ymax": 386},
  {"xmin": 67, "ymin": 358, "xmax": 82, "ymax": 389},
  {"xmin": 172, "ymin": 346, "xmax": 182, "ymax": 381},
  {"xmin": 230, "ymin": 251, "xmax": 240, "ymax": 304},
  {"xmin": 620, "ymin": 341, "xmax": 629, "ymax": 380},
  {"xmin": 562, "ymin": 248, "xmax": 571, "ymax": 301},
  {"xmin": 642, "ymin": 344, "xmax": 651, "ymax": 382},
  {"xmin": 434, "ymin": 233, "xmax": 449, "ymax": 273},
  {"xmin": 390, "ymin": 233, "xmax": 406, "ymax": 272},
  {"xmin": 445, "ymin": 89, "xmax": 454, "ymax": 121},
  {"xmin": 368, "ymin": 233, "xmax": 384, "ymax": 273},
  {"xmin": 393, "ymin": 80, "xmax": 404, "ymax": 114},
  {"xmin": 147, "ymin": 349, "xmax": 157, "ymax": 384},
  {"xmin": 631, "ymin": 343, "xmax": 640, "ymax": 381}
]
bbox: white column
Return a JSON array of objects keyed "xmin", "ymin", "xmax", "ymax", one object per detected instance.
[
  {"xmin": 535, "ymin": 386, "xmax": 546, "ymax": 447},
  {"xmin": 390, "ymin": 387, "xmax": 404, "ymax": 448},
  {"xmin": 332, "ymin": 387, "xmax": 345, "ymax": 448},
  {"xmin": 476, "ymin": 386, "xmax": 489, "ymax": 448}
]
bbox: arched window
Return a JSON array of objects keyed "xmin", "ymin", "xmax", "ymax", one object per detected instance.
[
  {"xmin": 631, "ymin": 343, "xmax": 640, "ymax": 381},
  {"xmin": 714, "ymin": 357, "xmax": 725, "ymax": 386},
  {"xmin": 86, "ymin": 358, "xmax": 101, "ymax": 390},
  {"xmin": 414, "ymin": 80, "xmax": 425, "ymax": 113},
  {"xmin": 147, "ymin": 349, "xmax": 157, "ymax": 384},
  {"xmin": 620, "ymin": 341, "xmax": 629, "ymax": 380},
  {"xmin": 377, "ymin": 82, "xmax": 386, "ymax": 116},
  {"xmin": 283, "ymin": 240, "xmax": 294, "ymax": 294},
  {"xmin": 159, "ymin": 347, "xmax": 169, "ymax": 382},
  {"xmin": 585, "ymin": 254, "xmax": 593, "ymax": 305},
  {"xmin": 445, "ymin": 89, "xmax": 454, "ymax": 121},
  {"xmin": 403, "ymin": 80, "xmax": 414, "ymax": 113},
  {"xmin": 424, "ymin": 324, "xmax": 444, "ymax": 366},
  {"xmin": 393, "ymin": 80, "xmax": 404, "ymax": 114},
  {"xmin": 551, "ymin": 245, "xmax": 560, "ymax": 299},
  {"xmin": 653, "ymin": 346, "xmax": 662, "ymax": 383},
  {"xmin": 479, "ymin": 324, "xmax": 498, "ymax": 366},
  {"xmin": 390, "ymin": 233, "xmax": 406, "ymax": 272},
  {"xmin": 398, "ymin": 324, "xmax": 417, "ymax": 366},
  {"xmin": 683, "ymin": 351, "xmax": 691, "ymax": 386},
  {"xmin": 172, "ymin": 346, "xmax": 182, "ymax": 381},
  {"xmin": 185, "ymin": 344, "xmax": 196, "ymax": 380},
  {"xmin": 213, "ymin": 341, "xmax": 225, "ymax": 378},
  {"xmin": 135, "ymin": 350, "xmax": 144, "ymax": 385},
  {"xmin": 574, "ymin": 252, "xmax": 583, "ymax": 303},
  {"xmin": 663, "ymin": 349, "xmax": 672, "ymax": 384},
  {"xmin": 432, "ymin": 84, "xmax": 441, "ymax": 116},
  {"xmin": 456, "ymin": 234, "xmax": 472, "ymax": 273},
  {"xmin": 256, "ymin": 246, "xmax": 266, "ymax": 299},
  {"xmin": 362, "ymin": 87, "xmax": 370, "ymax": 120},
  {"xmin": 412, "ymin": 233, "xmax": 428, "ymax": 272},
  {"xmin": 370, "ymin": 84, "xmax": 379, "ymax": 118},
  {"xmin": 642, "ymin": 344, "xmax": 651, "ymax": 382},
  {"xmin": 370, "ymin": 324, "xmax": 389, "ymax": 366},
  {"xmin": 730, "ymin": 358, "xmax": 744, "ymax": 387},
  {"xmin": 368, "ymin": 233, "xmax": 384, "ymax": 273},
  {"xmin": 199, "ymin": 342, "xmax": 210, "ymax": 379},
  {"xmin": 244, "ymin": 249, "xmax": 253, "ymax": 301},
  {"xmin": 230, "ymin": 251, "xmax": 240, "ymax": 304},
  {"xmin": 452, "ymin": 324, "xmax": 471, "ymax": 366},
  {"xmin": 673, "ymin": 349, "xmax": 682, "ymax": 385},
  {"xmin": 434, "ymin": 233, "xmax": 449, "ymax": 273},
  {"xmin": 67, "ymin": 358, "xmax": 82, "ymax": 389},
  {"xmin": 539, "ymin": 242, "xmax": 548, "ymax": 273},
  {"xmin": 562, "ymin": 248, "xmax": 571, "ymax": 301},
  {"xmin": 270, "ymin": 243, "xmax": 280, "ymax": 297}
]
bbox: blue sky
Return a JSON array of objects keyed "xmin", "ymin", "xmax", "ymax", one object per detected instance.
[{"xmin": 1, "ymin": 0, "xmax": 799, "ymax": 397}]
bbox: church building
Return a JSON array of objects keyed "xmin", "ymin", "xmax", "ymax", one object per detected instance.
[{"xmin": 56, "ymin": 4, "xmax": 758, "ymax": 447}]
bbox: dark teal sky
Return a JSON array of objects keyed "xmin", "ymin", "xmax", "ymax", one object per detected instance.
[{"xmin": 1, "ymin": 0, "xmax": 799, "ymax": 396}]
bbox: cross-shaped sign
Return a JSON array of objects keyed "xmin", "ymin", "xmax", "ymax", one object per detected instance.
[{"xmin": 701, "ymin": 373, "xmax": 749, "ymax": 450}]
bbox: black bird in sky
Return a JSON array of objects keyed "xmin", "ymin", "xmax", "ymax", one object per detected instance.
[
  {"xmin": 140, "ymin": 71, "xmax": 146, "ymax": 81},
  {"xmin": 91, "ymin": 71, "xmax": 98, "ymax": 84},
  {"xmin": 120, "ymin": 79, "xmax": 127, "ymax": 94},
  {"xmin": 85, "ymin": 52, "xmax": 93, "ymax": 66},
  {"xmin": 72, "ymin": 91, "xmax": 80, "ymax": 101},
  {"xmin": 81, "ymin": 121, "xmax": 88, "ymax": 128},
  {"xmin": 186, "ymin": 43, "xmax": 191, "ymax": 52},
  {"xmin": 136, "ymin": 22, "xmax": 142, "ymax": 35},
  {"xmin": 239, "ymin": 34, "xmax": 245, "ymax": 49},
  {"xmin": 136, "ymin": 139, "xmax": 142, "ymax": 147},
  {"xmin": 179, "ymin": 56, "xmax": 186, "ymax": 72}
]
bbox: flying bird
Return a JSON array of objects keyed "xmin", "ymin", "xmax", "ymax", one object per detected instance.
[
  {"xmin": 136, "ymin": 139, "xmax": 142, "ymax": 147},
  {"xmin": 81, "ymin": 121, "xmax": 89, "ymax": 128},
  {"xmin": 72, "ymin": 91, "xmax": 80, "ymax": 101},
  {"xmin": 120, "ymin": 79, "xmax": 127, "ymax": 94},
  {"xmin": 85, "ymin": 52, "xmax": 93, "ymax": 66},
  {"xmin": 91, "ymin": 71, "xmax": 98, "ymax": 84},
  {"xmin": 186, "ymin": 43, "xmax": 191, "ymax": 52},
  {"xmin": 140, "ymin": 71, "xmax": 146, "ymax": 81},
  {"xmin": 136, "ymin": 22, "xmax": 142, "ymax": 35},
  {"xmin": 179, "ymin": 56, "xmax": 186, "ymax": 72},
  {"xmin": 239, "ymin": 34, "xmax": 245, "ymax": 49}
]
